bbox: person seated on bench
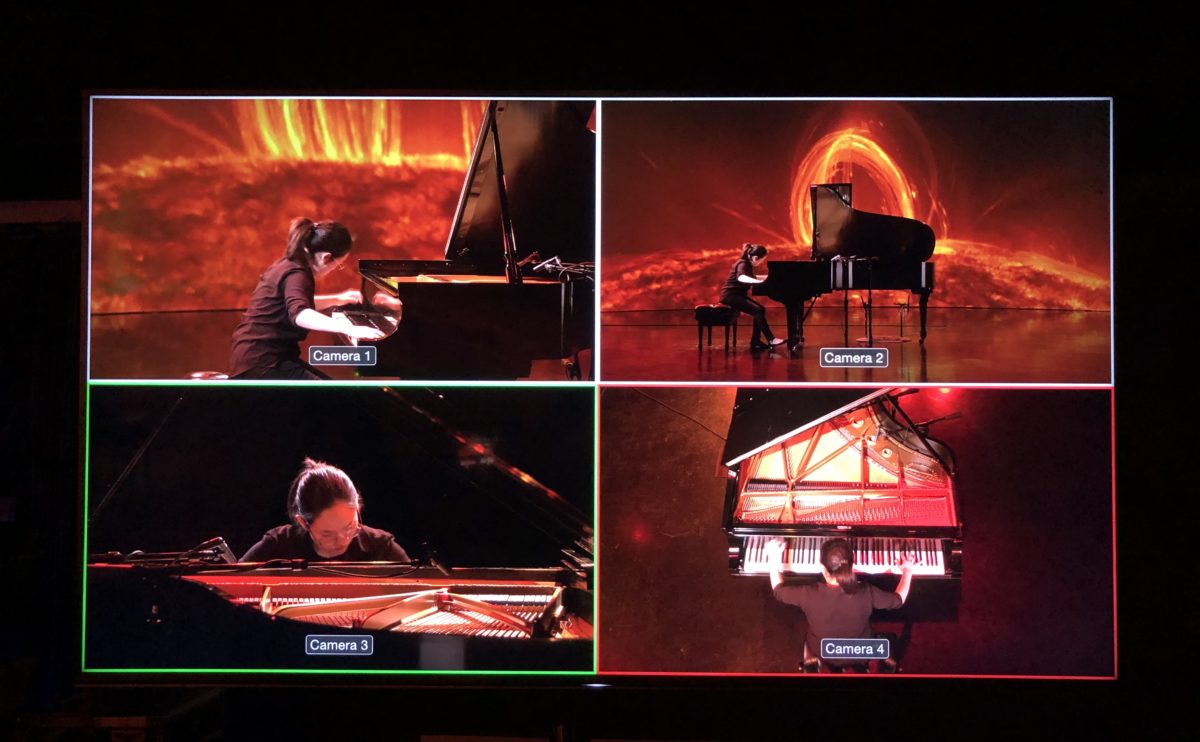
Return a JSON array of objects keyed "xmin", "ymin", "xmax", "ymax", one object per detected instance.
[{"xmin": 719, "ymin": 243, "xmax": 785, "ymax": 351}]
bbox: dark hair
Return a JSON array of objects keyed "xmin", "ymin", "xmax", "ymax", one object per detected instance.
[
  {"xmin": 820, "ymin": 538, "xmax": 862, "ymax": 594},
  {"xmin": 287, "ymin": 458, "xmax": 361, "ymax": 524},
  {"xmin": 741, "ymin": 243, "xmax": 768, "ymax": 260},
  {"xmin": 284, "ymin": 217, "xmax": 353, "ymax": 267}
]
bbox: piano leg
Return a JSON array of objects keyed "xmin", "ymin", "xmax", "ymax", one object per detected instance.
[
  {"xmin": 918, "ymin": 291, "xmax": 929, "ymax": 344},
  {"xmin": 843, "ymin": 290, "xmax": 850, "ymax": 347},
  {"xmin": 785, "ymin": 303, "xmax": 801, "ymax": 355}
]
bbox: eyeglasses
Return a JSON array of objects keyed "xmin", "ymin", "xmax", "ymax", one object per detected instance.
[{"xmin": 308, "ymin": 516, "xmax": 360, "ymax": 541}]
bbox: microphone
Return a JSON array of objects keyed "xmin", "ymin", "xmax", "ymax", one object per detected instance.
[{"xmin": 427, "ymin": 554, "xmax": 453, "ymax": 577}]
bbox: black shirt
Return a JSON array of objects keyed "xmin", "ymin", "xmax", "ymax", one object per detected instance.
[
  {"xmin": 773, "ymin": 581, "xmax": 902, "ymax": 659},
  {"xmin": 720, "ymin": 258, "xmax": 756, "ymax": 300},
  {"xmin": 240, "ymin": 524, "xmax": 411, "ymax": 562},
  {"xmin": 230, "ymin": 257, "xmax": 315, "ymax": 376}
]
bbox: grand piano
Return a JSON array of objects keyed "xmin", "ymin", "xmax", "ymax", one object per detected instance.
[
  {"xmin": 721, "ymin": 388, "xmax": 962, "ymax": 581},
  {"xmin": 86, "ymin": 562, "xmax": 592, "ymax": 671},
  {"xmin": 85, "ymin": 386, "xmax": 594, "ymax": 672},
  {"xmin": 754, "ymin": 184, "xmax": 936, "ymax": 352},
  {"xmin": 347, "ymin": 100, "xmax": 595, "ymax": 380}
]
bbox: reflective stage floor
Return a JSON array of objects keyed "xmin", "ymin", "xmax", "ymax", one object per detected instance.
[
  {"xmin": 89, "ymin": 310, "xmax": 590, "ymax": 381},
  {"xmin": 600, "ymin": 307, "xmax": 1110, "ymax": 384}
]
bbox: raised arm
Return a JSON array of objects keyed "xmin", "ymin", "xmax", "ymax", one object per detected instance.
[
  {"xmin": 893, "ymin": 553, "xmax": 915, "ymax": 605},
  {"xmin": 765, "ymin": 538, "xmax": 787, "ymax": 590}
]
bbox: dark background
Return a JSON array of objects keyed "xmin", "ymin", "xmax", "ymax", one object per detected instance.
[
  {"xmin": 2, "ymin": 6, "xmax": 1186, "ymax": 739},
  {"xmin": 87, "ymin": 386, "xmax": 593, "ymax": 564}
]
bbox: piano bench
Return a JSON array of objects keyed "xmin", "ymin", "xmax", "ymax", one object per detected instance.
[
  {"xmin": 694, "ymin": 304, "xmax": 739, "ymax": 350},
  {"xmin": 801, "ymin": 635, "xmax": 901, "ymax": 674}
]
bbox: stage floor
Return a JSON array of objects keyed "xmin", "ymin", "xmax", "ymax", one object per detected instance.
[
  {"xmin": 89, "ymin": 310, "xmax": 590, "ymax": 381},
  {"xmin": 600, "ymin": 307, "xmax": 1110, "ymax": 384}
]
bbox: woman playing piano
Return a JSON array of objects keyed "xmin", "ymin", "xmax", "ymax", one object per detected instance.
[
  {"xmin": 766, "ymin": 537, "xmax": 914, "ymax": 671},
  {"xmin": 230, "ymin": 218, "xmax": 385, "ymax": 380},
  {"xmin": 719, "ymin": 243, "xmax": 786, "ymax": 351},
  {"xmin": 241, "ymin": 458, "xmax": 410, "ymax": 562}
]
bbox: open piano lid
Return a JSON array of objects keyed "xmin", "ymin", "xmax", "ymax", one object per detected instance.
[
  {"xmin": 809, "ymin": 182, "xmax": 936, "ymax": 262},
  {"xmin": 722, "ymin": 388, "xmax": 891, "ymax": 468},
  {"xmin": 445, "ymin": 100, "xmax": 595, "ymax": 269},
  {"xmin": 722, "ymin": 387, "xmax": 960, "ymax": 531}
]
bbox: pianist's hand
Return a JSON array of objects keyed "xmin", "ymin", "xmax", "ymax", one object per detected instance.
[
  {"xmin": 893, "ymin": 553, "xmax": 917, "ymax": 575},
  {"xmin": 340, "ymin": 322, "xmax": 386, "ymax": 341},
  {"xmin": 764, "ymin": 538, "xmax": 787, "ymax": 566}
]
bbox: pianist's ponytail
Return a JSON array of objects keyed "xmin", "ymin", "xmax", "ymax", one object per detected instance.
[
  {"xmin": 284, "ymin": 217, "xmax": 353, "ymax": 268},
  {"xmin": 821, "ymin": 538, "xmax": 863, "ymax": 594},
  {"xmin": 287, "ymin": 458, "xmax": 362, "ymax": 525},
  {"xmin": 741, "ymin": 243, "xmax": 768, "ymax": 261}
]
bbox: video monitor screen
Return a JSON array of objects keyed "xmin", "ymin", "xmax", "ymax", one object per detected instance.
[{"xmin": 81, "ymin": 95, "xmax": 1114, "ymax": 682}]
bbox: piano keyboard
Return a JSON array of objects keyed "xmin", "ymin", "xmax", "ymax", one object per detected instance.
[
  {"xmin": 740, "ymin": 535, "xmax": 946, "ymax": 576},
  {"xmin": 333, "ymin": 310, "xmax": 399, "ymax": 333}
]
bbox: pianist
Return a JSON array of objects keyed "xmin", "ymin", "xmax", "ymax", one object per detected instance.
[
  {"xmin": 719, "ymin": 243, "xmax": 786, "ymax": 351},
  {"xmin": 230, "ymin": 217, "xmax": 385, "ymax": 380},
  {"xmin": 766, "ymin": 537, "xmax": 913, "ymax": 668},
  {"xmin": 241, "ymin": 458, "xmax": 410, "ymax": 562}
]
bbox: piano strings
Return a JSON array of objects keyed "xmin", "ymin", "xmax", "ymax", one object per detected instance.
[{"xmin": 723, "ymin": 388, "xmax": 963, "ymax": 580}]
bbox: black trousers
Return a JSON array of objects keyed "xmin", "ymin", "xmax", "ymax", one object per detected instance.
[
  {"xmin": 720, "ymin": 293, "xmax": 775, "ymax": 343},
  {"xmin": 231, "ymin": 359, "xmax": 331, "ymax": 381}
]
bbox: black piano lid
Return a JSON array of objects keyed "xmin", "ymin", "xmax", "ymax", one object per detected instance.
[
  {"xmin": 721, "ymin": 388, "xmax": 891, "ymax": 468},
  {"xmin": 444, "ymin": 100, "xmax": 595, "ymax": 269}
]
